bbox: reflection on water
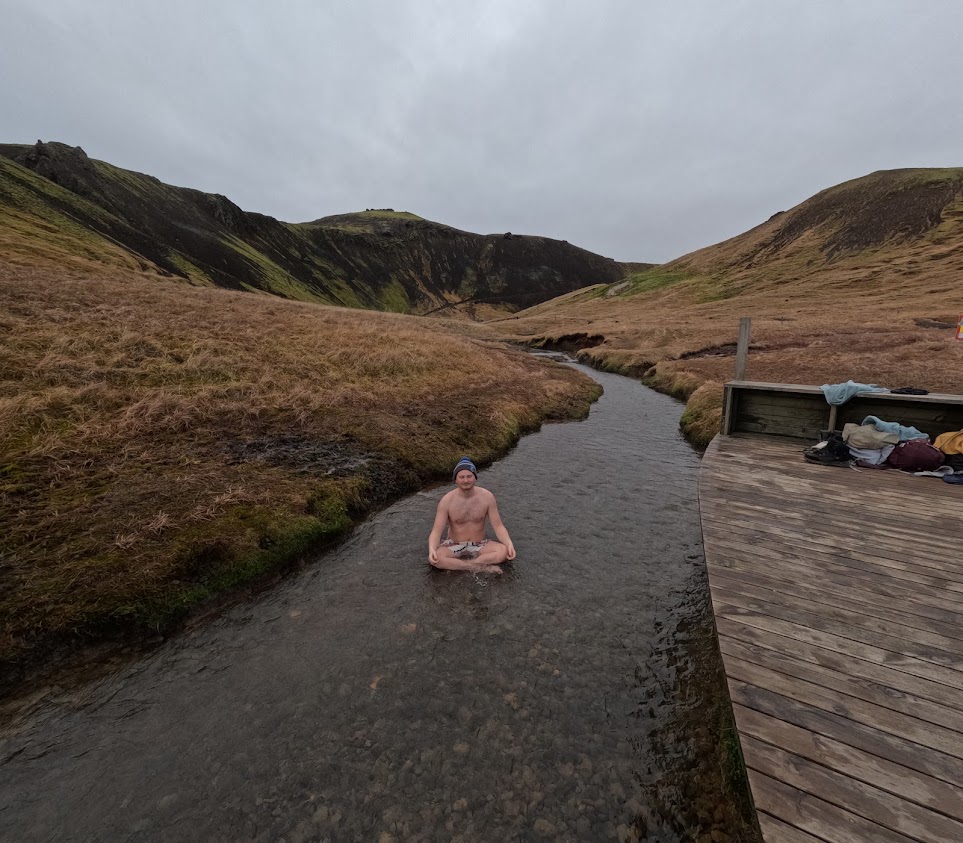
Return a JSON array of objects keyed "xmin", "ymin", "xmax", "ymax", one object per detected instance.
[{"xmin": 0, "ymin": 362, "xmax": 759, "ymax": 842}]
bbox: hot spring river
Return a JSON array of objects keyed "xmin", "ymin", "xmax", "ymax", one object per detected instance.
[{"xmin": 0, "ymin": 360, "xmax": 759, "ymax": 842}]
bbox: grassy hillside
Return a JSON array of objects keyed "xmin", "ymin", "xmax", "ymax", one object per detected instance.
[
  {"xmin": 0, "ymin": 141, "xmax": 626, "ymax": 316},
  {"xmin": 0, "ymin": 261, "xmax": 601, "ymax": 691},
  {"xmin": 482, "ymin": 168, "xmax": 963, "ymax": 444}
]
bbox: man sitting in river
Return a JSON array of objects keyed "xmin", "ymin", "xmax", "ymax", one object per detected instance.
[{"xmin": 428, "ymin": 457, "xmax": 516, "ymax": 573}]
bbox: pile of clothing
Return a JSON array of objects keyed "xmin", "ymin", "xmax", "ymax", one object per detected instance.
[{"xmin": 804, "ymin": 417, "xmax": 963, "ymax": 485}]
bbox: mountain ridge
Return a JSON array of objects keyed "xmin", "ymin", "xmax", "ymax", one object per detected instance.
[{"xmin": 0, "ymin": 140, "xmax": 627, "ymax": 316}]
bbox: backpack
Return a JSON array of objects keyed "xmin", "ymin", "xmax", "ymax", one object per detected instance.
[{"xmin": 885, "ymin": 439, "xmax": 945, "ymax": 472}]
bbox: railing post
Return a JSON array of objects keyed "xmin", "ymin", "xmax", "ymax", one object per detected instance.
[{"xmin": 734, "ymin": 317, "xmax": 751, "ymax": 381}]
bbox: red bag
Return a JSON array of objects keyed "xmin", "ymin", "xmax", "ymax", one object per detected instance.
[{"xmin": 885, "ymin": 439, "xmax": 945, "ymax": 472}]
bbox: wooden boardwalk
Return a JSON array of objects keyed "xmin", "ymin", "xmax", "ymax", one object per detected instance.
[{"xmin": 700, "ymin": 433, "xmax": 963, "ymax": 843}]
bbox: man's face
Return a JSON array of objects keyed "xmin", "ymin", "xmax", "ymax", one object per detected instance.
[{"xmin": 455, "ymin": 469, "xmax": 476, "ymax": 490}]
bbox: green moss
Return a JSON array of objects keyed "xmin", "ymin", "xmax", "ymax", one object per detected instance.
[
  {"xmin": 115, "ymin": 499, "xmax": 354, "ymax": 630},
  {"xmin": 0, "ymin": 462, "xmax": 27, "ymax": 495},
  {"xmin": 92, "ymin": 161, "xmax": 159, "ymax": 199},
  {"xmin": 900, "ymin": 167, "xmax": 963, "ymax": 186},
  {"xmin": 361, "ymin": 210, "xmax": 421, "ymax": 219},
  {"xmin": 0, "ymin": 161, "xmax": 135, "ymax": 265},
  {"xmin": 606, "ymin": 267, "xmax": 693, "ymax": 297},
  {"xmin": 0, "ymin": 158, "xmax": 113, "ymax": 226},
  {"xmin": 166, "ymin": 251, "xmax": 215, "ymax": 286},
  {"xmin": 220, "ymin": 234, "xmax": 330, "ymax": 303},
  {"xmin": 303, "ymin": 210, "xmax": 424, "ymax": 233},
  {"xmin": 377, "ymin": 278, "xmax": 412, "ymax": 313},
  {"xmin": 458, "ymin": 267, "xmax": 478, "ymax": 299}
]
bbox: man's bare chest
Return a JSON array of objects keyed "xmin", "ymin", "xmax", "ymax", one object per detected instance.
[{"xmin": 449, "ymin": 497, "xmax": 487, "ymax": 524}]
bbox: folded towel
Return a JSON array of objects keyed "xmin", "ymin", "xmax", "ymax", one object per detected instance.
[{"xmin": 820, "ymin": 381, "xmax": 889, "ymax": 405}]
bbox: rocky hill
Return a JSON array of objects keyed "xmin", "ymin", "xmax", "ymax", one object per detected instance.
[
  {"xmin": 483, "ymin": 167, "xmax": 963, "ymax": 443},
  {"xmin": 0, "ymin": 141, "xmax": 626, "ymax": 315}
]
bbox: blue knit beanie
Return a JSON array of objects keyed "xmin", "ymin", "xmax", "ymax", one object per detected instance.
[{"xmin": 452, "ymin": 457, "xmax": 477, "ymax": 480}]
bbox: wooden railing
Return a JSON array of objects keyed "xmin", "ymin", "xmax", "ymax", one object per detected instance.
[{"xmin": 721, "ymin": 381, "xmax": 963, "ymax": 441}]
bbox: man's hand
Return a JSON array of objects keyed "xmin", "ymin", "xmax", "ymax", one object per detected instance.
[
  {"xmin": 505, "ymin": 541, "xmax": 516, "ymax": 561},
  {"xmin": 428, "ymin": 547, "xmax": 439, "ymax": 565}
]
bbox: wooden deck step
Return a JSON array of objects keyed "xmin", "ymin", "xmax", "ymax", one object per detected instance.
[{"xmin": 700, "ymin": 433, "xmax": 963, "ymax": 842}]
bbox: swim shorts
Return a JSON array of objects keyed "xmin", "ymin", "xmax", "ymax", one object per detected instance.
[{"xmin": 441, "ymin": 539, "xmax": 490, "ymax": 559}]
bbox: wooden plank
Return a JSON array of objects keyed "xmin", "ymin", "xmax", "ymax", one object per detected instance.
[
  {"xmin": 723, "ymin": 653, "xmax": 963, "ymax": 759},
  {"xmin": 702, "ymin": 472, "xmax": 963, "ymax": 525},
  {"xmin": 703, "ymin": 497, "xmax": 963, "ymax": 567},
  {"xmin": 743, "ymin": 736, "xmax": 963, "ymax": 842},
  {"xmin": 730, "ymin": 679, "xmax": 963, "ymax": 786},
  {"xmin": 710, "ymin": 550, "xmax": 963, "ymax": 620},
  {"xmin": 722, "ymin": 383, "xmax": 736, "ymax": 435},
  {"xmin": 705, "ymin": 522, "xmax": 963, "ymax": 592},
  {"xmin": 726, "ymin": 382, "xmax": 963, "ymax": 406},
  {"xmin": 715, "ymin": 606, "xmax": 963, "ymax": 691},
  {"xmin": 746, "ymin": 770, "xmax": 918, "ymax": 843},
  {"xmin": 710, "ymin": 562, "xmax": 963, "ymax": 635},
  {"xmin": 757, "ymin": 814, "xmax": 828, "ymax": 843},
  {"xmin": 702, "ymin": 447, "xmax": 963, "ymax": 502},
  {"xmin": 703, "ymin": 521, "xmax": 963, "ymax": 589},
  {"xmin": 701, "ymin": 447, "xmax": 959, "ymax": 501},
  {"xmin": 705, "ymin": 525, "xmax": 963, "ymax": 594},
  {"xmin": 733, "ymin": 419, "xmax": 827, "ymax": 438},
  {"xmin": 716, "ymin": 617, "xmax": 963, "ymax": 714},
  {"xmin": 734, "ymin": 705, "xmax": 963, "ymax": 822},
  {"xmin": 712, "ymin": 583, "xmax": 963, "ymax": 665},
  {"xmin": 854, "ymin": 391, "xmax": 963, "ymax": 406},
  {"xmin": 735, "ymin": 316, "xmax": 751, "ymax": 381},
  {"xmin": 709, "ymin": 565, "xmax": 963, "ymax": 645},
  {"xmin": 706, "ymin": 538, "xmax": 963, "ymax": 604},
  {"xmin": 721, "ymin": 636, "xmax": 963, "ymax": 735},
  {"xmin": 727, "ymin": 382, "xmax": 829, "ymax": 394},
  {"xmin": 713, "ymin": 608, "xmax": 963, "ymax": 688},
  {"xmin": 737, "ymin": 392, "xmax": 830, "ymax": 412},
  {"xmin": 704, "ymin": 501, "xmax": 963, "ymax": 563}
]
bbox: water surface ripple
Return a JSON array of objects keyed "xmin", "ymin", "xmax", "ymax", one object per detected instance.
[{"xmin": 0, "ymin": 362, "xmax": 758, "ymax": 842}]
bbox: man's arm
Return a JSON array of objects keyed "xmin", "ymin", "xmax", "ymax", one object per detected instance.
[
  {"xmin": 486, "ymin": 494, "xmax": 516, "ymax": 560},
  {"xmin": 428, "ymin": 497, "xmax": 450, "ymax": 564}
]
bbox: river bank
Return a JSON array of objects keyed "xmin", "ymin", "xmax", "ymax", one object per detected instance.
[
  {"xmin": 0, "ymin": 360, "xmax": 760, "ymax": 842},
  {"xmin": 0, "ymin": 263, "xmax": 600, "ymax": 700}
]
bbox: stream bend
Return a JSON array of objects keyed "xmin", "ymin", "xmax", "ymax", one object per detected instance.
[{"xmin": 0, "ymin": 361, "xmax": 757, "ymax": 842}]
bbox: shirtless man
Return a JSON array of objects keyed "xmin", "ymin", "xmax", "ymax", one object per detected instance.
[{"xmin": 428, "ymin": 457, "xmax": 516, "ymax": 573}]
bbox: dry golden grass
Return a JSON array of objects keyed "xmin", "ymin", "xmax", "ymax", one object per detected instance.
[
  {"xmin": 0, "ymin": 261, "xmax": 599, "ymax": 679},
  {"xmin": 480, "ymin": 186, "xmax": 963, "ymax": 445}
]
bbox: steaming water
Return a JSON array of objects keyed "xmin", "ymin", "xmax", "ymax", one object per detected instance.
[{"xmin": 0, "ymin": 360, "xmax": 758, "ymax": 842}]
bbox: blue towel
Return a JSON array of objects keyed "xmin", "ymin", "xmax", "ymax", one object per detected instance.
[
  {"xmin": 820, "ymin": 380, "xmax": 889, "ymax": 405},
  {"xmin": 861, "ymin": 415, "xmax": 929, "ymax": 442}
]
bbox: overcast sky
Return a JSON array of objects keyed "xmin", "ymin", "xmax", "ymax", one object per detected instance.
[{"xmin": 4, "ymin": 1, "xmax": 963, "ymax": 263}]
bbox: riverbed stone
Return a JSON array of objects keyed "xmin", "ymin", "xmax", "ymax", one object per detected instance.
[{"xmin": 616, "ymin": 823, "xmax": 639, "ymax": 843}]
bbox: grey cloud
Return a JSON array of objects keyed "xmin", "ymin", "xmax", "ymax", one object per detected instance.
[{"xmin": 2, "ymin": 0, "xmax": 962, "ymax": 263}]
